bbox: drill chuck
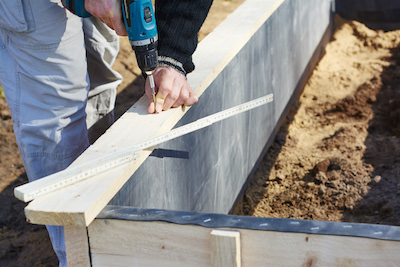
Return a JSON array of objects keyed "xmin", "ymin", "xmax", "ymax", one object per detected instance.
[{"xmin": 131, "ymin": 36, "xmax": 158, "ymax": 72}]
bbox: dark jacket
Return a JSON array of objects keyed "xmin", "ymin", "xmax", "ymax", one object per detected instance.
[{"xmin": 156, "ymin": 0, "xmax": 213, "ymax": 76}]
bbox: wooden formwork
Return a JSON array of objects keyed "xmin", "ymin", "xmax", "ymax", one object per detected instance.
[
  {"xmin": 78, "ymin": 206, "xmax": 400, "ymax": 266},
  {"xmin": 19, "ymin": 0, "xmax": 400, "ymax": 266}
]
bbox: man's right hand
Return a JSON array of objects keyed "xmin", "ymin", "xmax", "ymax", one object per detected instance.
[
  {"xmin": 84, "ymin": 0, "xmax": 127, "ymax": 36},
  {"xmin": 146, "ymin": 67, "xmax": 198, "ymax": 114}
]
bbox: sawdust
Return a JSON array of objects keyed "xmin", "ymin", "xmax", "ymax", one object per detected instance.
[{"xmin": 233, "ymin": 16, "xmax": 400, "ymax": 226}]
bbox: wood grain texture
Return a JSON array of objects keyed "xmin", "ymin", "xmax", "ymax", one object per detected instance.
[
  {"xmin": 24, "ymin": 0, "xmax": 332, "ymax": 226},
  {"xmin": 88, "ymin": 219, "xmax": 400, "ymax": 267},
  {"xmin": 23, "ymin": 0, "xmax": 287, "ymax": 226},
  {"xmin": 211, "ymin": 230, "xmax": 241, "ymax": 267},
  {"xmin": 64, "ymin": 226, "xmax": 91, "ymax": 267}
]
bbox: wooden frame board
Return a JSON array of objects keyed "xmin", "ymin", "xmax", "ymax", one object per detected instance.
[
  {"xmin": 66, "ymin": 206, "xmax": 400, "ymax": 266},
  {"xmin": 88, "ymin": 219, "xmax": 400, "ymax": 267},
  {"xmin": 61, "ymin": 211, "xmax": 400, "ymax": 266}
]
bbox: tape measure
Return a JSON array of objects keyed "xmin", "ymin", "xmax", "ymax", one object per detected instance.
[{"xmin": 14, "ymin": 94, "xmax": 273, "ymax": 202}]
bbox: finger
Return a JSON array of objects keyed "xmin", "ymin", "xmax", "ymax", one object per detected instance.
[
  {"xmin": 155, "ymin": 72, "xmax": 174, "ymax": 113},
  {"xmin": 100, "ymin": 16, "xmax": 113, "ymax": 30},
  {"xmin": 100, "ymin": 15, "xmax": 119, "ymax": 34},
  {"xmin": 147, "ymin": 101, "xmax": 156, "ymax": 114},
  {"xmin": 155, "ymin": 92, "xmax": 167, "ymax": 113},
  {"xmin": 111, "ymin": 19, "xmax": 127, "ymax": 36},
  {"xmin": 171, "ymin": 85, "xmax": 189, "ymax": 108},
  {"xmin": 163, "ymin": 94, "xmax": 178, "ymax": 110},
  {"xmin": 84, "ymin": 0, "xmax": 97, "ymax": 15},
  {"xmin": 164, "ymin": 78, "xmax": 184, "ymax": 110},
  {"xmin": 100, "ymin": 17, "xmax": 119, "ymax": 35},
  {"xmin": 110, "ymin": 12, "xmax": 127, "ymax": 36},
  {"xmin": 185, "ymin": 89, "xmax": 199, "ymax": 106}
]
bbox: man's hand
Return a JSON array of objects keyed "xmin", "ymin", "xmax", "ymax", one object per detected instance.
[
  {"xmin": 146, "ymin": 67, "xmax": 198, "ymax": 114},
  {"xmin": 85, "ymin": 0, "xmax": 127, "ymax": 36}
]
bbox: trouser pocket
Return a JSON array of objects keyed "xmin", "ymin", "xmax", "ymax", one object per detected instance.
[{"xmin": 0, "ymin": 0, "xmax": 34, "ymax": 32}]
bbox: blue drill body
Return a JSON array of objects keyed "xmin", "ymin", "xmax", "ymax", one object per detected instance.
[
  {"xmin": 61, "ymin": 0, "xmax": 91, "ymax": 18},
  {"xmin": 122, "ymin": 0, "xmax": 157, "ymax": 43},
  {"xmin": 62, "ymin": 0, "xmax": 159, "ymax": 73},
  {"xmin": 121, "ymin": 0, "xmax": 158, "ymax": 72}
]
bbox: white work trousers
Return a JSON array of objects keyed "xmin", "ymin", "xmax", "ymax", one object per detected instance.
[{"xmin": 0, "ymin": 1, "xmax": 122, "ymax": 266}]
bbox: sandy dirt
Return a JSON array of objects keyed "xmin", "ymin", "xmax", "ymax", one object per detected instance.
[
  {"xmin": 1, "ymin": 2, "xmax": 400, "ymax": 266},
  {"xmin": 234, "ymin": 16, "xmax": 400, "ymax": 226},
  {"xmin": 0, "ymin": 1, "xmax": 243, "ymax": 266}
]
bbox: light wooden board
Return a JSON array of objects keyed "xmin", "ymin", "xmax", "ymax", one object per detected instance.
[
  {"xmin": 64, "ymin": 226, "xmax": 91, "ymax": 266},
  {"xmin": 87, "ymin": 218, "xmax": 400, "ymax": 267},
  {"xmin": 211, "ymin": 230, "xmax": 241, "ymax": 267},
  {"xmin": 23, "ymin": 0, "xmax": 287, "ymax": 226}
]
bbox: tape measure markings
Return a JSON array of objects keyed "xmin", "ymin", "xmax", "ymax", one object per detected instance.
[{"xmin": 15, "ymin": 94, "xmax": 273, "ymax": 202}]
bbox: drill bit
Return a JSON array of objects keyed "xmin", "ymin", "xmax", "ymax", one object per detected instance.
[{"xmin": 147, "ymin": 71, "xmax": 157, "ymax": 111}]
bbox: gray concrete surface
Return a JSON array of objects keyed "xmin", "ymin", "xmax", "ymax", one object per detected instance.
[{"xmin": 109, "ymin": 0, "xmax": 334, "ymax": 214}]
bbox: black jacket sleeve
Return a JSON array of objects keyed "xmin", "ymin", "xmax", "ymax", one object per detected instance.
[{"xmin": 155, "ymin": 0, "xmax": 213, "ymax": 75}]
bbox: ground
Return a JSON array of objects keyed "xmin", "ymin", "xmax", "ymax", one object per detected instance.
[
  {"xmin": 0, "ymin": 2, "xmax": 399, "ymax": 267},
  {"xmin": 234, "ymin": 16, "xmax": 400, "ymax": 226}
]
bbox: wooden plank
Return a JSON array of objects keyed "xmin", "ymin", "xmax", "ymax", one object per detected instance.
[
  {"xmin": 23, "ymin": 0, "xmax": 287, "ymax": 226},
  {"xmin": 15, "ymin": 94, "xmax": 273, "ymax": 202},
  {"xmin": 210, "ymin": 230, "xmax": 241, "ymax": 267},
  {"xmin": 64, "ymin": 226, "xmax": 91, "ymax": 267},
  {"xmin": 87, "ymin": 218, "xmax": 400, "ymax": 266},
  {"xmin": 88, "ymin": 219, "xmax": 211, "ymax": 267}
]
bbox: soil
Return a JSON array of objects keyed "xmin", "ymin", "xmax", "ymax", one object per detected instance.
[
  {"xmin": 1, "ymin": 2, "xmax": 400, "ymax": 266},
  {"xmin": 234, "ymin": 16, "xmax": 400, "ymax": 226},
  {"xmin": 0, "ymin": 1, "xmax": 244, "ymax": 266}
]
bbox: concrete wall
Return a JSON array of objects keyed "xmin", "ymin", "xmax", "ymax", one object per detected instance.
[{"xmin": 109, "ymin": 0, "xmax": 334, "ymax": 214}]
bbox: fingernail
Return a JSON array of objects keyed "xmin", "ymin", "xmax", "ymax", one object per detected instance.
[{"xmin": 156, "ymin": 103, "xmax": 163, "ymax": 113}]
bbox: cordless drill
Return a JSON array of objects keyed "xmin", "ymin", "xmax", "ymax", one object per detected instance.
[{"xmin": 61, "ymin": 0, "xmax": 159, "ymax": 107}]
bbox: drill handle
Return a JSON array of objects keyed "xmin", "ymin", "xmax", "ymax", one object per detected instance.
[
  {"xmin": 61, "ymin": 0, "xmax": 92, "ymax": 18},
  {"xmin": 121, "ymin": 0, "xmax": 158, "ymax": 43}
]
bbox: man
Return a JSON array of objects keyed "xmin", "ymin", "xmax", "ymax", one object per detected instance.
[{"xmin": 0, "ymin": 0, "xmax": 212, "ymax": 265}]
